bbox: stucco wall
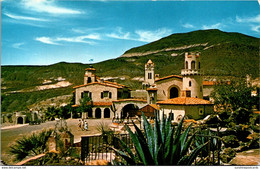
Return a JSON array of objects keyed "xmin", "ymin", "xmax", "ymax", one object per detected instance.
[
  {"xmin": 158, "ymin": 104, "xmax": 214, "ymax": 122},
  {"xmin": 203, "ymin": 86, "xmax": 214, "ymax": 97},
  {"xmin": 182, "ymin": 75, "xmax": 203, "ymax": 99},
  {"xmin": 75, "ymin": 84, "xmax": 118, "ymax": 105},
  {"xmin": 159, "ymin": 105, "xmax": 185, "ymax": 122},
  {"xmin": 156, "ymin": 78, "xmax": 183, "ymax": 101}
]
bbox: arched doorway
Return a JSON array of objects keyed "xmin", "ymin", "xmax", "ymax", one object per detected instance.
[
  {"xmin": 170, "ymin": 87, "xmax": 179, "ymax": 99},
  {"xmin": 104, "ymin": 108, "xmax": 110, "ymax": 118},
  {"xmin": 121, "ymin": 104, "xmax": 139, "ymax": 119},
  {"xmin": 17, "ymin": 117, "xmax": 23, "ymax": 124},
  {"xmin": 95, "ymin": 108, "xmax": 101, "ymax": 119},
  {"xmin": 88, "ymin": 109, "xmax": 93, "ymax": 118}
]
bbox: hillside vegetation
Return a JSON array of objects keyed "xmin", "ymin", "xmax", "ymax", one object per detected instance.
[{"xmin": 1, "ymin": 29, "xmax": 259, "ymax": 113}]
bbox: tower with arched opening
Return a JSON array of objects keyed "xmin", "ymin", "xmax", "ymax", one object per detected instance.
[
  {"xmin": 181, "ymin": 52, "xmax": 203, "ymax": 98},
  {"xmin": 142, "ymin": 59, "xmax": 155, "ymax": 89},
  {"xmin": 84, "ymin": 66, "xmax": 96, "ymax": 85}
]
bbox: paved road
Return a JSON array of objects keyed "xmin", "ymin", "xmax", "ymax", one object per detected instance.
[{"xmin": 1, "ymin": 118, "xmax": 112, "ymax": 165}]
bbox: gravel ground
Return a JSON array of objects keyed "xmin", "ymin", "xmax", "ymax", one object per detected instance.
[{"xmin": 1, "ymin": 118, "xmax": 112, "ymax": 165}]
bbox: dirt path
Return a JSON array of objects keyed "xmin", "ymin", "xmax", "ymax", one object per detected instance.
[{"xmin": 229, "ymin": 149, "xmax": 260, "ymax": 165}]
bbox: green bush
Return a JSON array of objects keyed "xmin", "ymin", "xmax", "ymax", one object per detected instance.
[
  {"xmin": 222, "ymin": 135, "xmax": 239, "ymax": 148},
  {"xmin": 220, "ymin": 147, "xmax": 236, "ymax": 163}
]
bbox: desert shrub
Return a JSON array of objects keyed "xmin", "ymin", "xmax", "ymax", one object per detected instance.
[
  {"xmin": 220, "ymin": 147, "xmax": 236, "ymax": 163},
  {"xmin": 222, "ymin": 135, "xmax": 239, "ymax": 148}
]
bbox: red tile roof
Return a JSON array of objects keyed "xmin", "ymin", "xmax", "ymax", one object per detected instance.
[
  {"xmin": 149, "ymin": 104, "xmax": 159, "ymax": 110},
  {"xmin": 104, "ymin": 80, "xmax": 126, "ymax": 87},
  {"xmin": 203, "ymin": 81, "xmax": 231, "ymax": 86},
  {"xmin": 93, "ymin": 102, "xmax": 112, "ymax": 106},
  {"xmin": 155, "ymin": 75, "xmax": 183, "ymax": 82},
  {"xmin": 73, "ymin": 82, "xmax": 123, "ymax": 89},
  {"xmin": 157, "ymin": 97, "xmax": 213, "ymax": 105},
  {"xmin": 203, "ymin": 81, "xmax": 215, "ymax": 86},
  {"xmin": 113, "ymin": 99, "xmax": 147, "ymax": 103},
  {"xmin": 147, "ymin": 88, "xmax": 158, "ymax": 91},
  {"xmin": 85, "ymin": 68, "xmax": 96, "ymax": 71},
  {"xmin": 72, "ymin": 102, "xmax": 112, "ymax": 107}
]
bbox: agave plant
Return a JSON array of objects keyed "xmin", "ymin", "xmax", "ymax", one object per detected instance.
[
  {"xmin": 10, "ymin": 129, "xmax": 53, "ymax": 161},
  {"xmin": 113, "ymin": 113, "xmax": 208, "ymax": 165}
]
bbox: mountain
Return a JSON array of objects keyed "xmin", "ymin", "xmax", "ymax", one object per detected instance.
[{"xmin": 1, "ymin": 29, "xmax": 259, "ymax": 113}]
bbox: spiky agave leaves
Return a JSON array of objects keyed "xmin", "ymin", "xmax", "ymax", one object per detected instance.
[
  {"xmin": 10, "ymin": 129, "xmax": 53, "ymax": 161},
  {"xmin": 113, "ymin": 112, "xmax": 207, "ymax": 165}
]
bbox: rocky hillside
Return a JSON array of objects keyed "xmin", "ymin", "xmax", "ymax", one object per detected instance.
[{"xmin": 1, "ymin": 29, "xmax": 259, "ymax": 113}]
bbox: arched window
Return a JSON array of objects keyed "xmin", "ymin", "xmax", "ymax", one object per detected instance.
[
  {"xmin": 95, "ymin": 108, "xmax": 101, "ymax": 119},
  {"xmin": 104, "ymin": 108, "xmax": 110, "ymax": 118},
  {"xmin": 189, "ymin": 81, "xmax": 192, "ymax": 87},
  {"xmin": 148, "ymin": 73, "xmax": 152, "ymax": 79},
  {"xmin": 88, "ymin": 109, "xmax": 93, "ymax": 118},
  {"xmin": 87, "ymin": 77, "xmax": 91, "ymax": 83},
  {"xmin": 191, "ymin": 61, "xmax": 196, "ymax": 70},
  {"xmin": 185, "ymin": 61, "xmax": 188, "ymax": 69},
  {"xmin": 170, "ymin": 87, "xmax": 179, "ymax": 99}
]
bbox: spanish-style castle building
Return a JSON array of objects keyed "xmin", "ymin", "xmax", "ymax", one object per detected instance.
[{"xmin": 73, "ymin": 52, "xmax": 214, "ymax": 122}]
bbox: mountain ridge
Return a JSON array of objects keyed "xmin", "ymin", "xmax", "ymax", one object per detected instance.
[{"xmin": 1, "ymin": 29, "xmax": 259, "ymax": 113}]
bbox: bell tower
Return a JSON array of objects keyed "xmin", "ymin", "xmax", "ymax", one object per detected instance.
[
  {"xmin": 181, "ymin": 52, "xmax": 203, "ymax": 98},
  {"xmin": 84, "ymin": 66, "xmax": 96, "ymax": 85},
  {"xmin": 142, "ymin": 59, "xmax": 155, "ymax": 89}
]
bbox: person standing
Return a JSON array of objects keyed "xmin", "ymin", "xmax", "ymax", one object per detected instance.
[
  {"xmin": 84, "ymin": 120, "xmax": 88, "ymax": 130},
  {"xmin": 78, "ymin": 119, "xmax": 82, "ymax": 131}
]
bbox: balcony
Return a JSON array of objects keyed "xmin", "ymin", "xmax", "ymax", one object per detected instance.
[{"xmin": 181, "ymin": 69, "xmax": 202, "ymax": 75}]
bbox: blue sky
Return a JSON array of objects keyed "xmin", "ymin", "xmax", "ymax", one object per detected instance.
[{"xmin": 1, "ymin": 0, "xmax": 260, "ymax": 65}]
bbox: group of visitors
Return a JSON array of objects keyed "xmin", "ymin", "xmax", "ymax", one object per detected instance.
[{"xmin": 78, "ymin": 119, "xmax": 88, "ymax": 131}]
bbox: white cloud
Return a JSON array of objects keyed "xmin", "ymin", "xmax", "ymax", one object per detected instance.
[
  {"xmin": 182, "ymin": 23, "xmax": 194, "ymax": 28},
  {"xmin": 251, "ymin": 25, "xmax": 260, "ymax": 33},
  {"xmin": 4, "ymin": 12, "xmax": 48, "ymax": 21},
  {"xmin": 35, "ymin": 37, "xmax": 60, "ymax": 45},
  {"xmin": 135, "ymin": 28, "xmax": 172, "ymax": 42},
  {"xmin": 56, "ymin": 35, "xmax": 100, "ymax": 44},
  {"xmin": 107, "ymin": 27, "xmax": 172, "ymax": 43},
  {"xmin": 35, "ymin": 34, "xmax": 101, "ymax": 45},
  {"xmin": 202, "ymin": 23, "xmax": 223, "ymax": 30},
  {"xmin": 72, "ymin": 27, "xmax": 104, "ymax": 34},
  {"xmin": 21, "ymin": 0, "xmax": 82, "ymax": 15},
  {"xmin": 12, "ymin": 42, "xmax": 25, "ymax": 49},
  {"xmin": 236, "ymin": 14, "xmax": 260, "ymax": 33},
  {"xmin": 236, "ymin": 14, "xmax": 260, "ymax": 23},
  {"xmin": 106, "ymin": 27, "xmax": 130, "ymax": 40}
]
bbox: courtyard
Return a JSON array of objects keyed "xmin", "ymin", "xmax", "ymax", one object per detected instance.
[{"xmin": 1, "ymin": 118, "xmax": 112, "ymax": 165}]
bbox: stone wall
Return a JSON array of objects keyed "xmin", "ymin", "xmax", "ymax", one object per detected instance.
[{"xmin": 130, "ymin": 90, "xmax": 147, "ymax": 99}]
